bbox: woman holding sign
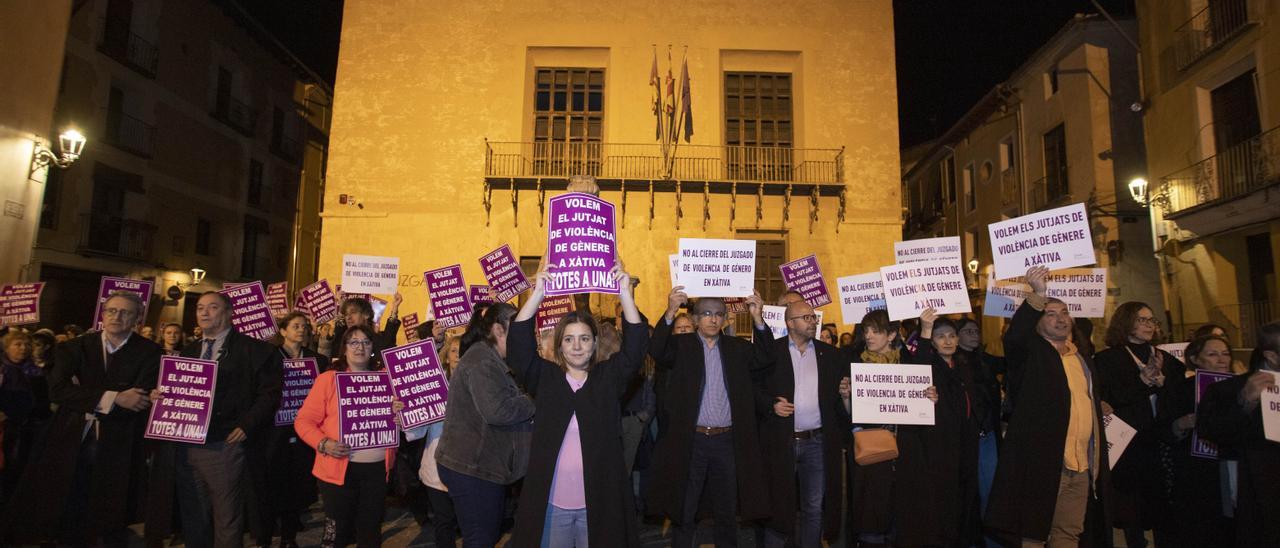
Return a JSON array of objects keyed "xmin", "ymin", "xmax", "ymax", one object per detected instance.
[{"xmin": 505, "ymin": 262, "xmax": 649, "ymax": 548}]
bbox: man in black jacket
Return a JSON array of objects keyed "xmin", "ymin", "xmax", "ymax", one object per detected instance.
[{"xmin": 146, "ymin": 291, "xmax": 283, "ymax": 547}]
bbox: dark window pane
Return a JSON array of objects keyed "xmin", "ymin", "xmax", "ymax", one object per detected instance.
[
  {"xmin": 554, "ymin": 92, "xmax": 566, "ymax": 111},
  {"xmin": 572, "ymin": 91, "xmax": 584, "ymax": 111},
  {"xmin": 588, "ymin": 92, "xmax": 602, "ymax": 111},
  {"xmin": 536, "ymin": 91, "xmax": 550, "ymax": 111}
]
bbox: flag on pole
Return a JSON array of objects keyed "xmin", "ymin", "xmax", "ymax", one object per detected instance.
[
  {"xmin": 664, "ymin": 49, "xmax": 676, "ymax": 142},
  {"xmin": 650, "ymin": 50, "xmax": 663, "ymax": 141},
  {"xmin": 679, "ymin": 56, "xmax": 693, "ymax": 142}
]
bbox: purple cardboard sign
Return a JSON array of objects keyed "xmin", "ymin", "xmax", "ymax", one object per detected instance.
[
  {"xmin": 779, "ymin": 255, "xmax": 832, "ymax": 308},
  {"xmin": 424, "ymin": 265, "xmax": 472, "ymax": 329},
  {"xmin": 0, "ymin": 282, "xmax": 44, "ymax": 327},
  {"xmin": 382, "ymin": 339, "xmax": 450, "ymax": 429},
  {"xmin": 469, "ymin": 285, "xmax": 494, "ymax": 308},
  {"xmin": 94, "ymin": 276, "xmax": 154, "ymax": 330},
  {"xmin": 479, "ymin": 244, "xmax": 531, "ymax": 303},
  {"xmin": 545, "ymin": 192, "xmax": 618, "ymax": 296},
  {"xmin": 402, "ymin": 313, "xmax": 421, "ymax": 342},
  {"xmin": 336, "ymin": 371, "xmax": 398, "ymax": 450},
  {"xmin": 299, "ymin": 280, "xmax": 338, "ymax": 324},
  {"xmin": 1192, "ymin": 370, "xmax": 1234, "ymax": 459},
  {"xmin": 219, "ymin": 282, "xmax": 277, "ymax": 341},
  {"xmin": 274, "ymin": 357, "xmax": 319, "ymax": 426},
  {"xmin": 536, "ymin": 295, "xmax": 576, "ymax": 331},
  {"xmin": 145, "ymin": 356, "xmax": 218, "ymax": 443},
  {"xmin": 267, "ymin": 282, "xmax": 290, "ymax": 317}
]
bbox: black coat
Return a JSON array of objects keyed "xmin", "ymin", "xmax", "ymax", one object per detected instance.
[
  {"xmin": 643, "ymin": 319, "xmax": 772, "ymax": 522},
  {"xmin": 1196, "ymin": 370, "xmax": 1280, "ymax": 547},
  {"xmin": 144, "ymin": 330, "xmax": 283, "ymax": 544},
  {"xmin": 1155, "ymin": 372, "xmax": 1235, "ymax": 547},
  {"xmin": 2, "ymin": 332, "xmax": 161, "ymax": 543},
  {"xmin": 984, "ymin": 301, "xmax": 1110, "ymax": 546},
  {"xmin": 505, "ymin": 317, "xmax": 649, "ymax": 547},
  {"xmin": 753, "ymin": 336, "xmax": 848, "ymax": 540}
]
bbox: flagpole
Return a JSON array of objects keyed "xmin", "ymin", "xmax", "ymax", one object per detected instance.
[{"xmin": 668, "ymin": 46, "xmax": 689, "ymax": 179}]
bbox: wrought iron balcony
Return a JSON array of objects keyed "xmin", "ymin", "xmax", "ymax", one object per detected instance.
[
  {"xmin": 1173, "ymin": 0, "xmax": 1252, "ymax": 71},
  {"xmin": 99, "ymin": 20, "xmax": 159, "ymax": 78},
  {"xmin": 999, "ymin": 169, "xmax": 1019, "ymax": 206},
  {"xmin": 212, "ymin": 95, "xmax": 257, "ymax": 137},
  {"xmin": 1156, "ymin": 126, "xmax": 1279, "ymax": 216},
  {"xmin": 77, "ymin": 213, "xmax": 156, "ymax": 262},
  {"xmin": 103, "ymin": 109, "xmax": 155, "ymax": 157},
  {"xmin": 1028, "ymin": 169, "xmax": 1071, "ymax": 213}
]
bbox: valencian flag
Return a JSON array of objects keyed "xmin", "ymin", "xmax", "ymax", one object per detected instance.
[
  {"xmin": 650, "ymin": 50, "xmax": 663, "ymax": 140},
  {"xmin": 665, "ymin": 50, "xmax": 677, "ymax": 141},
  {"xmin": 679, "ymin": 56, "xmax": 693, "ymax": 142}
]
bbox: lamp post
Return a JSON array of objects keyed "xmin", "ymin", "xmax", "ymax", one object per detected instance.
[
  {"xmin": 30, "ymin": 128, "xmax": 86, "ymax": 176},
  {"xmin": 1128, "ymin": 177, "xmax": 1148, "ymax": 205}
]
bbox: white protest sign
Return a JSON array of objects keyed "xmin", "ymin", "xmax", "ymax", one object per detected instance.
[
  {"xmin": 836, "ymin": 272, "xmax": 887, "ymax": 325},
  {"xmin": 1104, "ymin": 413, "xmax": 1138, "ymax": 469},
  {"xmin": 669, "ymin": 254, "xmax": 680, "ymax": 287},
  {"xmin": 1262, "ymin": 371, "xmax": 1280, "ymax": 443},
  {"xmin": 894, "ymin": 236, "xmax": 962, "ymax": 264},
  {"xmin": 1157, "ymin": 342, "xmax": 1189, "ymax": 363},
  {"xmin": 848, "ymin": 363, "xmax": 935, "ymax": 425},
  {"xmin": 676, "ymin": 238, "xmax": 756, "ymax": 297},
  {"xmin": 761, "ymin": 305, "xmax": 823, "ymax": 340},
  {"xmin": 1043, "ymin": 268, "xmax": 1107, "ymax": 318},
  {"xmin": 879, "ymin": 260, "xmax": 972, "ymax": 321},
  {"xmin": 988, "ymin": 202, "xmax": 1095, "ymax": 280},
  {"xmin": 984, "ymin": 277, "xmax": 1028, "ymax": 318},
  {"xmin": 341, "ymin": 254, "xmax": 400, "ymax": 295}
]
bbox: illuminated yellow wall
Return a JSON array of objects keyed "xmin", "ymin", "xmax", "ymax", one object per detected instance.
[{"xmin": 322, "ymin": 0, "xmax": 901, "ymax": 338}]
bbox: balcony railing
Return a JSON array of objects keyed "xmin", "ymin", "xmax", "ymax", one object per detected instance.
[
  {"xmin": 103, "ymin": 109, "xmax": 155, "ymax": 157},
  {"xmin": 1028, "ymin": 170, "xmax": 1070, "ymax": 212},
  {"xmin": 77, "ymin": 213, "xmax": 156, "ymax": 261},
  {"xmin": 484, "ymin": 141, "xmax": 844, "ymax": 188},
  {"xmin": 1173, "ymin": 300, "xmax": 1276, "ymax": 350},
  {"xmin": 213, "ymin": 95, "xmax": 257, "ymax": 136},
  {"xmin": 1157, "ymin": 125, "xmax": 1280, "ymax": 216},
  {"xmin": 999, "ymin": 169, "xmax": 1019, "ymax": 206},
  {"xmin": 1173, "ymin": 0, "xmax": 1251, "ymax": 71},
  {"xmin": 99, "ymin": 21, "xmax": 159, "ymax": 77}
]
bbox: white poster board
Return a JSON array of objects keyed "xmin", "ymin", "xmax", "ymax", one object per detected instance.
[
  {"xmin": 761, "ymin": 305, "xmax": 823, "ymax": 340},
  {"xmin": 668, "ymin": 254, "xmax": 681, "ymax": 287},
  {"xmin": 879, "ymin": 260, "xmax": 972, "ymax": 321},
  {"xmin": 1104, "ymin": 413, "xmax": 1138, "ymax": 469},
  {"xmin": 675, "ymin": 238, "xmax": 756, "ymax": 297},
  {"xmin": 836, "ymin": 272, "xmax": 887, "ymax": 325},
  {"xmin": 894, "ymin": 236, "xmax": 962, "ymax": 264},
  {"xmin": 1262, "ymin": 371, "xmax": 1280, "ymax": 443},
  {"xmin": 341, "ymin": 254, "xmax": 400, "ymax": 295},
  {"xmin": 988, "ymin": 202, "xmax": 1095, "ymax": 280},
  {"xmin": 984, "ymin": 277, "xmax": 1028, "ymax": 318},
  {"xmin": 848, "ymin": 363, "xmax": 935, "ymax": 425},
  {"xmin": 1157, "ymin": 342, "xmax": 1189, "ymax": 362}
]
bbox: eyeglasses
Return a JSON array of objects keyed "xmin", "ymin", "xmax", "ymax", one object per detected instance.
[
  {"xmin": 958, "ymin": 328, "xmax": 980, "ymax": 335},
  {"xmin": 346, "ymin": 339, "xmax": 374, "ymax": 348},
  {"xmin": 1135, "ymin": 317, "xmax": 1161, "ymax": 326},
  {"xmin": 786, "ymin": 314, "xmax": 818, "ymax": 322},
  {"xmin": 102, "ymin": 307, "xmax": 137, "ymax": 318},
  {"xmin": 696, "ymin": 310, "xmax": 726, "ymax": 318}
]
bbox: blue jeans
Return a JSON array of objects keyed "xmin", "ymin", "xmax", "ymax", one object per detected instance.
[
  {"xmin": 541, "ymin": 505, "xmax": 588, "ymax": 547},
  {"xmin": 978, "ymin": 433, "xmax": 1001, "ymax": 548},
  {"xmin": 764, "ymin": 435, "xmax": 824, "ymax": 548},
  {"xmin": 439, "ymin": 465, "xmax": 506, "ymax": 548}
]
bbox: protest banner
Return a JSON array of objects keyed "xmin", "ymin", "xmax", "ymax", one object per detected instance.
[
  {"xmin": 335, "ymin": 372, "xmax": 398, "ymax": 450},
  {"xmin": 145, "ymin": 356, "xmax": 217, "ymax": 443},
  {"xmin": 836, "ymin": 272, "xmax": 886, "ymax": 325},
  {"xmin": 93, "ymin": 276, "xmax": 153, "ymax": 330},
  {"xmin": 383, "ymin": 339, "xmax": 450, "ymax": 429},
  {"xmin": 545, "ymin": 192, "xmax": 618, "ymax": 296},
  {"xmin": 983, "ymin": 277, "xmax": 1027, "ymax": 318},
  {"xmin": 479, "ymin": 244, "xmax": 531, "ymax": 303},
  {"xmin": 1191, "ymin": 370, "xmax": 1233, "ymax": 459},
  {"xmin": 1158, "ymin": 342, "xmax": 1190, "ymax": 363},
  {"xmin": 779, "ymin": 255, "xmax": 832, "ymax": 308},
  {"xmin": 761, "ymin": 305, "xmax": 824, "ymax": 340},
  {"xmin": 266, "ymin": 282, "xmax": 289, "ymax": 317},
  {"xmin": 1263, "ymin": 371, "xmax": 1280, "ymax": 443},
  {"xmin": 894, "ymin": 236, "xmax": 962, "ymax": 265},
  {"xmin": 536, "ymin": 295, "xmax": 575, "ymax": 331},
  {"xmin": 0, "ymin": 282, "xmax": 44, "ymax": 327},
  {"xmin": 676, "ymin": 238, "xmax": 756, "ymax": 297},
  {"xmin": 984, "ymin": 268, "xmax": 1107, "ymax": 318},
  {"xmin": 274, "ymin": 358, "xmax": 319, "ymax": 426},
  {"xmin": 724, "ymin": 298, "xmax": 749, "ymax": 315},
  {"xmin": 469, "ymin": 285, "xmax": 494, "ymax": 308},
  {"xmin": 1104, "ymin": 413, "xmax": 1138, "ymax": 469},
  {"xmin": 222, "ymin": 282, "xmax": 251, "ymax": 290},
  {"xmin": 848, "ymin": 363, "xmax": 935, "ymax": 425},
  {"xmin": 879, "ymin": 260, "xmax": 971, "ymax": 321},
  {"xmin": 341, "ymin": 254, "xmax": 400, "ymax": 295},
  {"xmin": 424, "ymin": 265, "xmax": 472, "ymax": 329},
  {"xmin": 988, "ymin": 202, "xmax": 1095, "ymax": 280},
  {"xmin": 402, "ymin": 313, "xmax": 421, "ymax": 342},
  {"xmin": 299, "ymin": 280, "xmax": 338, "ymax": 324},
  {"xmin": 669, "ymin": 254, "xmax": 680, "ymax": 287},
  {"xmin": 219, "ymin": 282, "xmax": 276, "ymax": 340}
]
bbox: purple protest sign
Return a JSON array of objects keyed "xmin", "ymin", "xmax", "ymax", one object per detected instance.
[
  {"xmin": 267, "ymin": 282, "xmax": 290, "ymax": 317},
  {"xmin": 0, "ymin": 283, "xmax": 44, "ymax": 327},
  {"xmin": 219, "ymin": 282, "xmax": 277, "ymax": 340},
  {"xmin": 94, "ymin": 276, "xmax": 154, "ymax": 330},
  {"xmin": 424, "ymin": 265, "xmax": 472, "ymax": 329},
  {"xmin": 299, "ymin": 280, "xmax": 338, "ymax": 324},
  {"xmin": 335, "ymin": 371, "xmax": 398, "ymax": 450},
  {"xmin": 383, "ymin": 339, "xmax": 450, "ymax": 429},
  {"xmin": 779, "ymin": 255, "xmax": 832, "ymax": 308},
  {"xmin": 145, "ymin": 356, "xmax": 218, "ymax": 443},
  {"xmin": 402, "ymin": 313, "xmax": 421, "ymax": 342},
  {"xmin": 479, "ymin": 244, "xmax": 531, "ymax": 303},
  {"xmin": 469, "ymin": 285, "xmax": 494, "ymax": 308},
  {"xmin": 545, "ymin": 192, "xmax": 618, "ymax": 296},
  {"xmin": 275, "ymin": 357, "xmax": 319, "ymax": 426},
  {"xmin": 1192, "ymin": 370, "xmax": 1234, "ymax": 459},
  {"xmin": 536, "ymin": 295, "xmax": 576, "ymax": 331}
]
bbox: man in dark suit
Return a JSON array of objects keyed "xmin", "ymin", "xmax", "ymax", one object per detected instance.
[
  {"xmin": 2, "ymin": 291, "xmax": 161, "ymax": 545},
  {"xmin": 146, "ymin": 291, "xmax": 283, "ymax": 547},
  {"xmin": 754, "ymin": 299, "xmax": 849, "ymax": 548},
  {"xmin": 645, "ymin": 286, "xmax": 771, "ymax": 547}
]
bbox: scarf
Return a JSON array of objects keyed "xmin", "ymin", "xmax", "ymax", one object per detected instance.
[{"xmin": 861, "ymin": 348, "xmax": 901, "ymax": 364}]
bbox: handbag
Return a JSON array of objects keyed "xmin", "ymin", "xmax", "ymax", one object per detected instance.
[{"xmin": 853, "ymin": 428, "xmax": 898, "ymax": 465}]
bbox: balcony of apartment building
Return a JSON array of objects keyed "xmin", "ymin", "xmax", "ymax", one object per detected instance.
[
  {"xmin": 98, "ymin": 18, "xmax": 159, "ymax": 78},
  {"xmin": 271, "ymin": 129, "xmax": 302, "ymax": 164},
  {"xmin": 212, "ymin": 94, "xmax": 257, "ymax": 137},
  {"xmin": 1155, "ymin": 125, "xmax": 1279, "ymax": 234},
  {"xmin": 999, "ymin": 168, "xmax": 1020, "ymax": 208},
  {"xmin": 1028, "ymin": 166, "xmax": 1072, "ymax": 213},
  {"xmin": 102, "ymin": 107, "xmax": 155, "ymax": 158},
  {"xmin": 76, "ymin": 212, "xmax": 156, "ymax": 262},
  {"xmin": 1173, "ymin": 0, "xmax": 1255, "ymax": 71}
]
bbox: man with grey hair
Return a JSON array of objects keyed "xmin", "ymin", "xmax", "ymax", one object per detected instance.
[
  {"xmin": 646, "ymin": 285, "xmax": 772, "ymax": 547},
  {"xmin": 3, "ymin": 291, "xmax": 161, "ymax": 545}
]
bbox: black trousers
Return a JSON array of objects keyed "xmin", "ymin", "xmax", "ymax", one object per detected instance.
[
  {"xmin": 319, "ymin": 461, "xmax": 386, "ymax": 548},
  {"xmin": 675, "ymin": 431, "xmax": 738, "ymax": 548},
  {"xmin": 426, "ymin": 486, "xmax": 458, "ymax": 548}
]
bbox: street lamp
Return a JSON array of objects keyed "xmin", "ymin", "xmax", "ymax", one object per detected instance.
[
  {"xmin": 30, "ymin": 128, "xmax": 87, "ymax": 174},
  {"xmin": 1128, "ymin": 177, "xmax": 1148, "ymax": 205},
  {"xmin": 967, "ymin": 259, "xmax": 980, "ymax": 274}
]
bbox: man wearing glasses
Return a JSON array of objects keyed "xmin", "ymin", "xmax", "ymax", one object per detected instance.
[
  {"xmin": 146, "ymin": 291, "xmax": 283, "ymax": 548},
  {"xmin": 646, "ymin": 286, "xmax": 772, "ymax": 547}
]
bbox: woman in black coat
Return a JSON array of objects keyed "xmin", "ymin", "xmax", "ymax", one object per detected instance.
[
  {"xmin": 506, "ymin": 263, "xmax": 649, "ymax": 547},
  {"xmin": 1093, "ymin": 301, "xmax": 1185, "ymax": 547}
]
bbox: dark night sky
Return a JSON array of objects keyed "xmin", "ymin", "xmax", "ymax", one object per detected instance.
[{"xmin": 239, "ymin": 1, "xmax": 1137, "ymax": 148}]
